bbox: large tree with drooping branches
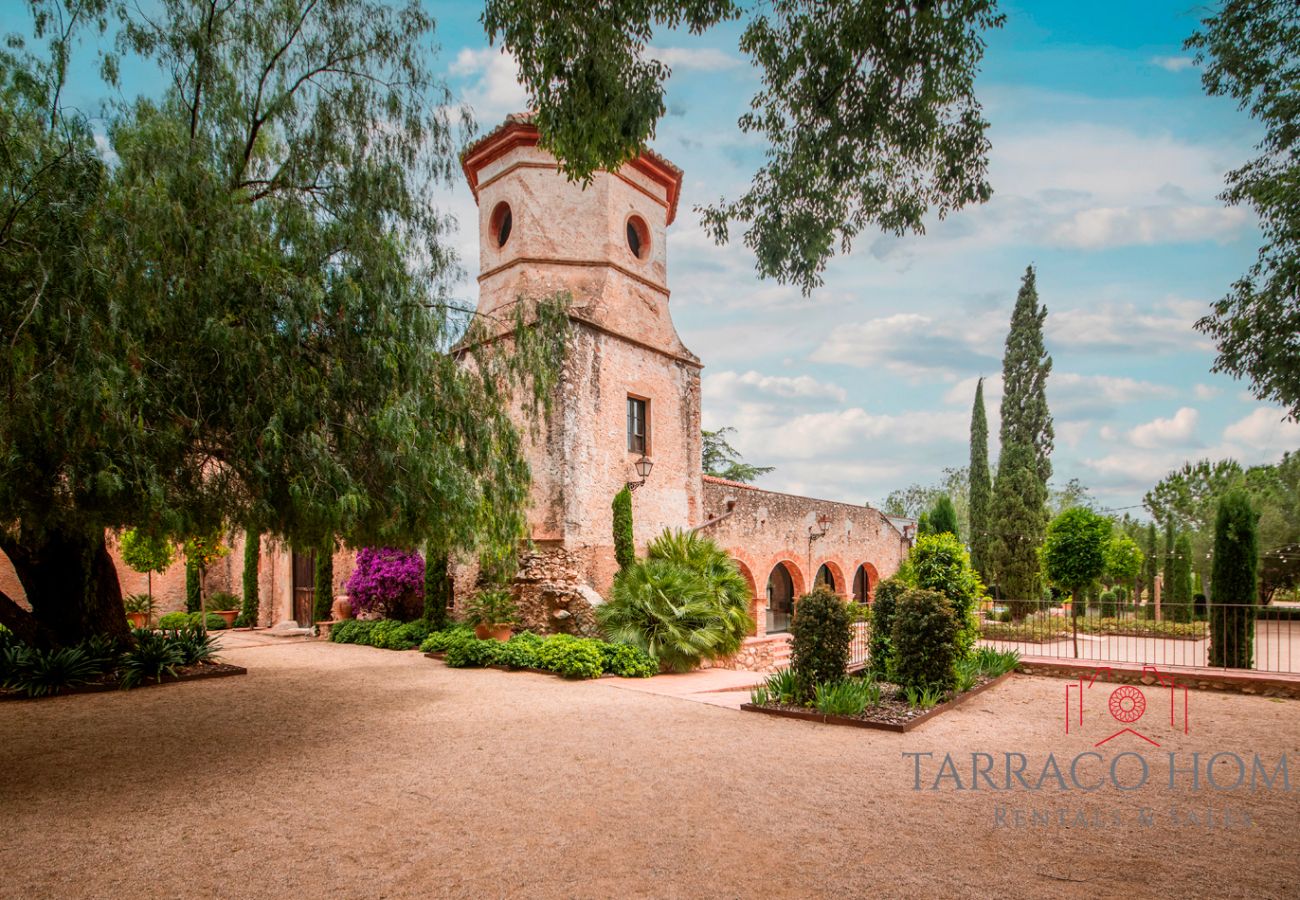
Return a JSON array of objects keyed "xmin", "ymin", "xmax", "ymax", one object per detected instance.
[{"xmin": 0, "ymin": 0, "xmax": 567, "ymax": 648}]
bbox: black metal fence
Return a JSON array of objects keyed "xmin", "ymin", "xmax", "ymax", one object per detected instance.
[{"xmin": 976, "ymin": 599, "xmax": 1299, "ymax": 675}]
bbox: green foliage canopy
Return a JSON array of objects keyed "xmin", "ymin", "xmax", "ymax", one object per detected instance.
[
  {"xmin": 701, "ymin": 426, "xmax": 774, "ymax": 484},
  {"xmin": 484, "ymin": 0, "xmax": 1004, "ymax": 293},
  {"xmin": 1040, "ymin": 507, "xmax": 1110, "ymax": 603}
]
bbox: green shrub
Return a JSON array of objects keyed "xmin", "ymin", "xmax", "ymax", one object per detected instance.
[
  {"xmin": 890, "ymin": 589, "xmax": 960, "ymax": 692},
  {"xmin": 1210, "ymin": 489, "xmax": 1258, "ymax": 668},
  {"xmin": 418, "ymin": 626, "xmax": 473, "ymax": 652},
  {"xmin": 813, "ymin": 679, "xmax": 867, "ymax": 716},
  {"xmin": 972, "ymin": 646, "xmax": 1020, "ymax": 677},
  {"xmin": 904, "ymin": 684, "xmax": 945, "ymax": 709},
  {"xmin": 757, "ymin": 668, "xmax": 800, "ymax": 705},
  {"xmin": 237, "ymin": 529, "xmax": 260, "ymax": 628},
  {"xmin": 185, "ymin": 559, "xmax": 201, "ymax": 613},
  {"xmin": 205, "ymin": 591, "xmax": 240, "ymax": 612},
  {"xmin": 497, "ymin": 632, "xmax": 545, "ymax": 669},
  {"xmin": 1099, "ymin": 590, "xmax": 1117, "ymax": 618},
  {"xmin": 119, "ymin": 630, "xmax": 185, "ymax": 689},
  {"xmin": 189, "ymin": 611, "xmax": 227, "ymax": 630},
  {"xmin": 899, "ymin": 532, "xmax": 983, "ymax": 654},
  {"xmin": 169, "ymin": 628, "xmax": 220, "ymax": 665},
  {"xmin": 612, "ymin": 486, "xmax": 635, "ymax": 570},
  {"xmin": 157, "ymin": 611, "xmax": 191, "ymax": 629},
  {"xmin": 444, "ymin": 635, "xmax": 502, "ymax": 668},
  {"xmin": 80, "ymin": 634, "xmax": 123, "ymax": 674},
  {"xmin": 534, "ymin": 634, "xmax": 604, "ymax": 679},
  {"xmin": 2, "ymin": 645, "xmax": 99, "ymax": 697},
  {"xmin": 789, "ymin": 588, "xmax": 851, "ymax": 700},
  {"xmin": 600, "ymin": 532, "xmax": 753, "ymax": 674},
  {"xmin": 868, "ymin": 577, "xmax": 905, "ymax": 678},
  {"xmin": 954, "ymin": 658, "xmax": 981, "ymax": 692},
  {"xmin": 329, "ymin": 619, "xmax": 377, "ymax": 644},
  {"xmin": 422, "ymin": 547, "xmax": 451, "ymax": 630},
  {"xmin": 314, "ymin": 540, "xmax": 335, "ymax": 624},
  {"xmin": 599, "ymin": 642, "xmax": 657, "ymax": 677}
]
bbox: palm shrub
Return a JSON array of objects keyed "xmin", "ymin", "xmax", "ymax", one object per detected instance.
[
  {"xmin": 599, "ymin": 530, "xmax": 754, "ymax": 672},
  {"xmin": 119, "ymin": 630, "xmax": 185, "ymax": 689},
  {"xmin": 2, "ymin": 645, "xmax": 99, "ymax": 697},
  {"xmin": 868, "ymin": 577, "xmax": 905, "ymax": 678},
  {"xmin": 789, "ymin": 588, "xmax": 851, "ymax": 700},
  {"xmin": 1210, "ymin": 489, "xmax": 1258, "ymax": 668},
  {"xmin": 890, "ymin": 589, "xmax": 960, "ymax": 692}
]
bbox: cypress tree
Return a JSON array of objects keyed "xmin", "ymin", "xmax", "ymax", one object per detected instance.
[
  {"xmin": 1143, "ymin": 522, "xmax": 1158, "ymax": 613},
  {"xmin": 990, "ymin": 266, "xmax": 1053, "ymax": 617},
  {"xmin": 423, "ymin": 543, "xmax": 451, "ymax": 630},
  {"xmin": 927, "ymin": 495, "xmax": 959, "ymax": 538},
  {"xmin": 612, "ymin": 486, "xmax": 635, "ymax": 570},
  {"xmin": 968, "ymin": 377, "xmax": 992, "ymax": 581},
  {"xmin": 1209, "ymin": 489, "xmax": 1258, "ymax": 668},
  {"xmin": 1162, "ymin": 519, "xmax": 1175, "ymax": 618},
  {"xmin": 313, "ymin": 537, "xmax": 335, "ymax": 623},
  {"xmin": 1169, "ymin": 533, "xmax": 1194, "ymax": 623},
  {"xmin": 185, "ymin": 558, "xmax": 201, "ymax": 613},
  {"xmin": 237, "ymin": 529, "xmax": 260, "ymax": 627}
]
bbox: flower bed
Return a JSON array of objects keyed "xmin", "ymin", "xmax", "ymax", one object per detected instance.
[
  {"xmin": 0, "ymin": 661, "xmax": 246, "ymax": 700},
  {"xmin": 742, "ymin": 670, "xmax": 1014, "ymax": 733}
]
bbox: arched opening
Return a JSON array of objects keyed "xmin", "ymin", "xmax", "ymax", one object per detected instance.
[
  {"xmin": 852, "ymin": 565, "xmax": 870, "ymax": 603},
  {"xmin": 626, "ymin": 214, "xmax": 649, "ymax": 259},
  {"xmin": 766, "ymin": 563, "xmax": 795, "ymax": 634},
  {"xmin": 853, "ymin": 563, "xmax": 879, "ymax": 603},
  {"xmin": 815, "ymin": 563, "xmax": 836, "ymax": 592},
  {"xmin": 490, "ymin": 201, "xmax": 512, "ymax": 248},
  {"xmin": 732, "ymin": 559, "xmax": 759, "ymax": 636}
]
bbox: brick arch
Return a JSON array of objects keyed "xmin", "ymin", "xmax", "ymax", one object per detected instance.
[
  {"xmin": 731, "ymin": 558, "xmax": 761, "ymax": 637},
  {"xmin": 767, "ymin": 557, "xmax": 806, "ymax": 598},
  {"xmin": 813, "ymin": 559, "xmax": 847, "ymax": 595},
  {"xmin": 852, "ymin": 562, "xmax": 881, "ymax": 603}
]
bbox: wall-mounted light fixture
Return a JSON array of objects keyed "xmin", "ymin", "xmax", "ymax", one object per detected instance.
[{"xmin": 627, "ymin": 454, "xmax": 654, "ymax": 492}]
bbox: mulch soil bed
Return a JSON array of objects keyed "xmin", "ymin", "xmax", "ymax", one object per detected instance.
[
  {"xmin": 0, "ymin": 661, "xmax": 247, "ymax": 701},
  {"xmin": 742, "ymin": 670, "xmax": 1014, "ymax": 733}
]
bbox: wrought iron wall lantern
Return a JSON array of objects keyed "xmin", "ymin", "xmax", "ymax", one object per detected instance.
[{"xmin": 627, "ymin": 454, "xmax": 654, "ymax": 492}]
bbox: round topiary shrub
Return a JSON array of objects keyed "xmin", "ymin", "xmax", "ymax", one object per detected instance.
[
  {"xmin": 890, "ymin": 588, "xmax": 959, "ymax": 692},
  {"xmin": 1099, "ymin": 589, "xmax": 1117, "ymax": 618},
  {"xmin": 789, "ymin": 588, "xmax": 851, "ymax": 699}
]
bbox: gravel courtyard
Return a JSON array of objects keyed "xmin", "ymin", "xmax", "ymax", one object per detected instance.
[{"xmin": 2, "ymin": 638, "xmax": 1297, "ymax": 900}]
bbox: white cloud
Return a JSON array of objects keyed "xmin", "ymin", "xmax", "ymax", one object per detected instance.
[
  {"xmin": 1129, "ymin": 407, "xmax": 1200, "ymax": 449},
  {"xmin": 647, "ymin": 47, "xmax": 742, "ymax": 72},
  {"xmin": 1151, "ymin": 55, "xmax": 1196, "ymax": 73},
  {"xmin": 449, "ymin": 48, "xmax": 528, "ymax": 121},
  {"xmin": 1048, "ymin": 205, "xmax": 1249, "ymax": 250},
  {"xmin": 704, "ymin": 370, "xmax": 847, "ymax": 404},
  {"xmin": 1221, "ymin": 408, "xmax": 1300, "ymax": 453},
  {"xmin": 1194, "ymin": 384, "xmax": 1222, "ymax": 400},
  {"xmin": 811, "ymin": 312, "xmax": 1001, "ymax": 381},
  {"xmin": 1047, "ymin": 298, "xmax": 1212, "ymax": 355},
  {"xmin": 1050, "ymin": 373, "xmax": 1176, "ymax": 416}
]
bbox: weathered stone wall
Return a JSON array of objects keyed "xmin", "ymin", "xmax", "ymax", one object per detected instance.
[{"xmin": 699, "ymin": 477, "xmax": 910, "ymax": 638}]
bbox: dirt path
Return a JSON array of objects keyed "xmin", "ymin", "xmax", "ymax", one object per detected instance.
[{"xmin": 1, "ymin": 640, "xmax": 1297, "ymax": 899}]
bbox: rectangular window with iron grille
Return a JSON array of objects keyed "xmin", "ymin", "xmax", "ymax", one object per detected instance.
[{"xmin": 627, "ymin": 396, "xmax": 648, "ymax": 454}]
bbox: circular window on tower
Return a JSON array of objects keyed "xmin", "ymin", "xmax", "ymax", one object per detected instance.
[
  {"xmin": 626, "ymin": 214, "xmax": 650, "ymax": 260},
  {"xmin": 489, "ymin": 201, "xmax": 513, "ymax": 248}
]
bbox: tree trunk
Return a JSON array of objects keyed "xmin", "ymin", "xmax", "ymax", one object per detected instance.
[{"xmin": 0, "ymin": 527, "xmax": 128, "ymax": 647}]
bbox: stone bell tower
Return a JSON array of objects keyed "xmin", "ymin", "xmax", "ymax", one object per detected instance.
[{"xmin": 460, "ymin": 114, "xmax": 703, "ymax": 625}]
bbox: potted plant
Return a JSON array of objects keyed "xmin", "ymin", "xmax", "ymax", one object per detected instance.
[
  {"xmin": 123, "ymin": 593, "xmax": 154, "ymax": 629},
  {"xmin": 205, "ymin": 591, "xmax": 241, "ymax": 628},
  {"xmin": 119, "ymin": 528, "xmax": 175, "ymax": 626},
  {"xmin": 465, "ymin": 589, "xmax": 519, "ymax": 641}
]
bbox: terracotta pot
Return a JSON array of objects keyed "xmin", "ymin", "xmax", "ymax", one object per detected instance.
[
  {"xmin": 473, "ymin": 623, "xmax": 491, "ymax": 640},
  {"xmin": 214, "ymin": 609, "xmax": 239, "ymax": 627},
  {"xmin": 126, "ymin": 612, "xmax": 148, "ymax": 629},
  {"xmin": 330, "ymin": 597, "xmax": 354, "ymax": 621},
  {"xmin": 487, "ymin": 624, "xmax": 513, "ymax": 643}
]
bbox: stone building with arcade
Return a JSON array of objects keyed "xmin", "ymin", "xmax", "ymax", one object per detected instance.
[
  {"xmin": 0, "ymin": 114, "xmax": 913, "ymax": 669},
  {"xmin": 448, "ymin": 114, "xmax": 913, "ymax": 669}
]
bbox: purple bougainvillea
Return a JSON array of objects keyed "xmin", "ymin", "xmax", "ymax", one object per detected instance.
[{"xmin": 346, "ymin": 547, "xmax": 425, "ymax": 616}]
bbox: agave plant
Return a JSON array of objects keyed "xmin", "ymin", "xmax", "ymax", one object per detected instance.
[
  {"xmin": 169, "ymin": 628, "xmax": 220, "ymax": 666},
  {"xmin": 3, "ymin": 645, "xmax": 100, "ymax": 697}
]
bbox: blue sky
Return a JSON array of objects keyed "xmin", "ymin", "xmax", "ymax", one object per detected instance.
[{"xmin": 16, "ymin": 1, "xmax": 1297, "ymax": 515}]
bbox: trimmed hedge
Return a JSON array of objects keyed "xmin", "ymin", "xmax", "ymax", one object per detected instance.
[
  {"xmin": 328, "ymin": 618, "xmax": 430, "ymax": 649},
  {"xmin": 157, "ymin": 611, "xmax": 227, "ymax": 630},
  {"xmin": 868, "ymin": 577, "xmax": 905, "ymax": 679},
  {"xmin": 417, "ymin": 628, "xmax": 656, "ymax": 680},
  {"xmin": 890, "ymin": 589, "xmax": 959, "ymax": 692},
  {"xmin": 789, "ymin": 588, "xmax": 850, "ymax": 700}
]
